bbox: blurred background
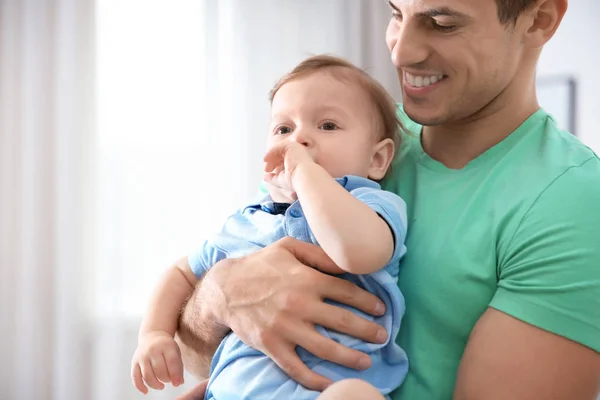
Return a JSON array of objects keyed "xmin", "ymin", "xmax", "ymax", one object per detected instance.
[{"xmin": 0, "ymin": 0, "xmax": 598, "ymax": 399}]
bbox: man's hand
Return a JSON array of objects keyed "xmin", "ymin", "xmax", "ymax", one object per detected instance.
[
  {"xmin": 131, "ymin": 331, "xmax": 184, "ymax": 394},
  {"xmin": 263, "ymin": 141, "xmax": 315, "ymax": 194},
  {"xmin": 189, "ymin": 237, "xmax": 388, "ymax": 391}
]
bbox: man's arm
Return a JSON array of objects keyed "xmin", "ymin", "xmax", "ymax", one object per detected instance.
[
  {"xmin": 176, "ymin": 237, "xmax": 389, "ymax": 390},
  {"xmin": 175, "ymin": 266, "xmax": 229, "ymax": 380},
  {"xmin": 454, "ymin": 308, "xmax": 600, "ymax": 400},
  {"xmin": 455, "ymin": 158, "xmax": 600, "ymax": 399}
]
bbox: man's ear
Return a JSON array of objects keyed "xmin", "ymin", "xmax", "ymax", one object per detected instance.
[
  {"xmin": 521, "ymin": 0, "xmax": 567, "ymax": 48},
  {"xmin": 368, "ymin": 138, "xmax": 395, "ymax": 181}
]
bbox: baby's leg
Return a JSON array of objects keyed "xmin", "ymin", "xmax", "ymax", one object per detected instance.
[{"xmin": 317, "ymin": 379, "xmax": 385, "ymax": 400}]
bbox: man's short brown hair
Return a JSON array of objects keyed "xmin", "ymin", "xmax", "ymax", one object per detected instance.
[
  {"xmin": 269, "ymin": 54, "xmax": 403, "ymax": 152},
  {"xmin": 496, "ymin": 0, "xmax": 537, "ymax": 24}
]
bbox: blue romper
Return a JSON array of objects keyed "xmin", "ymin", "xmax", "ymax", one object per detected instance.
[{"xmin": 188, "ymin": 176, "xmax": 409, "ymax": 400}]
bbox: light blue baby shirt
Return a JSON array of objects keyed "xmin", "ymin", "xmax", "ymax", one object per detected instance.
[{"xmin": 188, "ymin": 175, "xmax": 409, "ymax": 400}]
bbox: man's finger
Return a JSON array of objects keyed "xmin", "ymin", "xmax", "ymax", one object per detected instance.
[
  {"xmin": 175, "ymin": 379, "xmax": 209, "ymax": 400},
  {"xmin": 266, "ymin": 341, "xmax": 332, "ymax": 391},
  {"xmin": 282, "ymin": 320, "xmax": 373, "ymax": 371},
  {"xmin": 308, "ymin": 301, "xmax": 387, "ymax": 345},
  {"xmin": 318, "ymin": 274, "xmax": 386, "ymax": 317},
  {"xmin": 279, "ymin": 237, "xmax": 345, "ymax": 275}
]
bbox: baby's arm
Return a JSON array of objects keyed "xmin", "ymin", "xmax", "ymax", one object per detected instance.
[
  {"xmin": 131, "ymin": 257, "xmax": 199, "ymax": 394},
  {"xmin": 293, "ymin": 162, "xmax": 394, "ymax": 274}
]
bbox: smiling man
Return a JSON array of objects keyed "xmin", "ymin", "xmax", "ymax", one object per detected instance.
[{"xmin": 174, "ymin": 0, "xmax": 600, "ymax": 399}]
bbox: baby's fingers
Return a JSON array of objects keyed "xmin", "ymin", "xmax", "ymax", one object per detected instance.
[
  {"xmin": 141, "ymin": 357, "xmax": 165, "ymax": 390},
  {"xmin": 264, "ymin": 159, "xmax": 283, "ymax": 175},
  {"xmin": 150, "ymin": 353, "xmax": 171, "ymax": 384},
  {"xmin": 131, "ymin": 362, "xmax": 148, "ymax": 394},
  {"xmin": 263, "ymin": 172, "xmax": 275, "ymax": 183},
  {"xmin": 264, "ymin": 144, "xmax": 286, "ymax": 170},
  {"xmin": 164, "ymin": 348, "xmax": 185, "ymax": 387}
]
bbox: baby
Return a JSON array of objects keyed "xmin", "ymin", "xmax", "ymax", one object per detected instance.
[{"xmin": 131, "ymin": 54, "xmax": 408, "ymax": 400}]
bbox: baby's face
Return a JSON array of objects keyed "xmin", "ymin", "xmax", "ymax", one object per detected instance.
[{"xmin": 267, "ymin": 71, "xmax": 379, "ymax": 180}]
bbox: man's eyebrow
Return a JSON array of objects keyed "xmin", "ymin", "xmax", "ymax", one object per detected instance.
[
  {"xmin": 385, "ymin": 1, "xmax": 470, "ymax": 19},
  {"xmin": 419, "ymin": 7, "xmax": 470, "ymax": 19},
  {"xmin": 386, "ymin": 0, "xmax": 400, "ymax": 12}
]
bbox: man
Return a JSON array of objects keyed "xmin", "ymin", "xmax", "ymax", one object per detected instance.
[{"xmin": 175, "ymin": 0, "xmax": 600, "ymax": 398}]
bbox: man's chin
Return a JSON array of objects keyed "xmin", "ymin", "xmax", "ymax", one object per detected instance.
[{"xmin": 403, "ymin": 102, "xmax": 448, "ymax": 127}]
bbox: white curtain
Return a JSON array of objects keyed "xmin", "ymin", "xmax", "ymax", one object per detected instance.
[
  {"xmin": 0, "ymin": 1, "xmax": 398, "ymax": 399},
  {"xmin": 0, "ymin": 0, "xmax": 95, "ymax": 399}
]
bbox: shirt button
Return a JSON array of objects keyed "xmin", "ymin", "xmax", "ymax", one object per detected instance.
[{"xmin": 289, "ymin": 209, "xmax": 302, "ymax": 218}]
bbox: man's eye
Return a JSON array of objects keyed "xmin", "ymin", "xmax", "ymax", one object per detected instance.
[
  {"xmin": 320, "ymin": 121, "xmax": 339, "ymax": 131},
  {"xmin": 275, "ymin": 126, "xmax": 292, "ymax": 135},
  {"xmin": 431, "ymin": 20, "xmax": 457, "ymax": 32}
]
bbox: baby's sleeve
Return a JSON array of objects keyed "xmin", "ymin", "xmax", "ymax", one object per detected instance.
[
  {"xmin": 352, "ymin": 187, "xmax": 408, "ymax": 276},
  {"xmin": 187, "ymin": 239, "xmax": 229, "ymax": 279}
]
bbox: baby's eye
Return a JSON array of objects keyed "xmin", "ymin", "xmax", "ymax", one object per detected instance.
[
  {"xmin": 275, "ymin": 126, "xmax": 292, "ymax": 135},
  {"xmin": 320, "ymin": 121, "xmax": 339, "ymax": 131}
]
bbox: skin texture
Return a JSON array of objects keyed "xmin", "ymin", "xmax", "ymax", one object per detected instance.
[{"xmin": 177, "ymin": 1, "xmax": 600, "ymax": 399}]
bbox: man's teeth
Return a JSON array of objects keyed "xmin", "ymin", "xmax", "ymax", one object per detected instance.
[{"xmin": 405, "ymin": 72, "xmax": 445, "ymax": 88}]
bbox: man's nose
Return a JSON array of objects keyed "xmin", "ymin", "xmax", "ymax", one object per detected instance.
[{"xmin": 389, "ymin": 22, "xmax": 430, "ymax": 69}]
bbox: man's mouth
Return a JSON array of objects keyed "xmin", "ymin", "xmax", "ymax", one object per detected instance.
[{"xmin": 404, "ymin": 71, "xmax": 447, "ymax": 88}]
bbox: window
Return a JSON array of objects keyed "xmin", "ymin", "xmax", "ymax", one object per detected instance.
[{"xmin": 94, "ymin": 0, "xmax": 258, "ymax": 319}]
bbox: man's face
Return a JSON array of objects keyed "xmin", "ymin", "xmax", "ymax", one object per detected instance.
[{"xmin": 385, "ymin": 0, "xmax": 526, "ymax": 126}]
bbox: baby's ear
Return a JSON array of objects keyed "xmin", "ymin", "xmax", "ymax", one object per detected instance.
[{"xmin": 368, "ymin": 138, "xmax": 395, "ymax": 181}]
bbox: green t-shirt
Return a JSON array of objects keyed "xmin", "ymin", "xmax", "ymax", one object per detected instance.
[{"xmin": 385, "ymin": 106, "xmax": 600, "ymax": 399}]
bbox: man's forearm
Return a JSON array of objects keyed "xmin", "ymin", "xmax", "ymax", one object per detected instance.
[{"xmin": 176, "ymin": 269, "xmax": 231, "ymax": 380}]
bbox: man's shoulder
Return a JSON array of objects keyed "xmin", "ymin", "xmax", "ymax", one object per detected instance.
[
  {"xmin": 508, "ymin": 110, "xmax": 600, "ymax": 201},
  {"xmin": 494, "ymin": 150, "xmax": 600, "ymax": 354},
  {"xmin": 527, "ymin": 153, "xmax": 600, "ymax": 216},
  {"xmin": 531, "ymin": 110, "xmax": 598, "ymax": 172}
]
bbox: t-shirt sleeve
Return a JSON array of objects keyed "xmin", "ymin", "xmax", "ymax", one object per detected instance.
[
  {"xmin": 352, "ymin": 187, "xmax": 408, "ymax": 276},
  {"xmin": 491, "ymin": 157, "xmax": 600, "ymax": 352},
  {"xmin": 187, "ymin": 239, "xmax": 229, "ymax": 279}
]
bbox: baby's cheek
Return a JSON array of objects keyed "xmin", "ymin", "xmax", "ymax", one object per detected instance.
[{"xmin": 320, "ymin": 160, "xmax": 345, "ymax": 178}]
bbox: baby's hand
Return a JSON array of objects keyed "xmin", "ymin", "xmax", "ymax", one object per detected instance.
[
  {"xmin": 264, "ymin": 141, "xmax": 315, "ymax": 191},
  {"xmin": 131, "ymin": 331, "xmax": 184, "ymax": 394}
]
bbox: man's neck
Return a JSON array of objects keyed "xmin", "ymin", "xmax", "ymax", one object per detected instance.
[{"xmin": 421, "ymin": 77, "xmax": 539, "ymax": 170}]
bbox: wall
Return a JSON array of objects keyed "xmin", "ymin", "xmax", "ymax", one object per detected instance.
[
  {"xmin": 537, "ymin": 0, "xmax": 600, "ymax": 152},
  {"xmin": 537, "ymin": 5, "xmax": 599, "ymax": 398}
]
